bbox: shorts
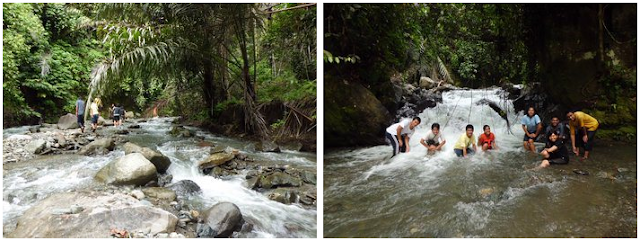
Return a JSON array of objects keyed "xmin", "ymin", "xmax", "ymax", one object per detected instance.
[
  {"xmin": 481, "ymin": 142, "xmax": 493, "ymax": 149},
  {"xmin": 77, "ymin": 114, "xmax": 85, "ymax": 128},
  {"xmin": 385, "ymin": 132, "xmax": 401, "ymax": 157},
  {"xmin": 426, "ymin": 140, "xmax": 439, "ymax": 147},
  {"xmin": 547, "ymin": 156, "xmax": 569, "ymax": 165},
  {"xmin": 523, "ymin": 134, "xmax": 536, "ymax": 142},
  {"xmin": 114, "ymin": 115, "xmax": 120, "ymax": 121},
  {"xmin": 92, "ymin": 114, "xmax": 99, "ymax": 124},
  {"xmin": 576, "ymin": 130, "xmax": 597, "ymax": 151},
  {"xmin": 454, "ymin": 148, "xmax": 474, "ymax": 157}
]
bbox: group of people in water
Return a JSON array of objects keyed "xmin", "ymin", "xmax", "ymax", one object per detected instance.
[
  {"xmin": 75, "ymin": 96, "xmax": 127, "ymax": 133},
  {"xmin": 385, "ymin": 106, "xmax": 599, "ymax": 169}
]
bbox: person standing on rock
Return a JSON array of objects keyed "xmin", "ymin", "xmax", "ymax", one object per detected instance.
[
  {"xmin": 90, "ymin": 97, "xmax": 102, "ymax": 133},
  {"xmin": 75, "ymin": 96, "xmax": 86, "ymax": 133},
  {"xmin": 453, "ymin": 124, "xmax": 477, "ymax": 157},
  {"xmin": 420, "ymin": 122, "xmax": 446, "ymax": 155},
  {"xmin": 521, "ymin": 106, "xmax": 542, "ymax": 152},
  {"xmin": 385, "ymin": 117, "xmax": 421, "ymax": 157},
  {"xmin": 478, "ymin": 125, "xmax": 497, "ymax": 151},
  {"xmin": 566, "ymin": 109, "xmax": 599, "ymax": 161},
  {"xmin": 118, "ymin": 104, "xmax": 126, "ymax": 126},
  {"xmin": 113, "ymin": 104, "xmax": 121, "ymax": 128}
]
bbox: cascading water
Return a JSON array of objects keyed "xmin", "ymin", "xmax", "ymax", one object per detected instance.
[
  {"xmin": 3, "ymin": 117, "xmax": 316, "ymax": 238},
  {"xmin": 324, "ymin": 87, "xmax": 636, "ymax": 237}
]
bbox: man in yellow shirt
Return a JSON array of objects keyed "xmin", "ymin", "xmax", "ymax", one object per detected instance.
[
  {"xmin": 566, "ymin": 109, "xmax": 599, "ymax": 160},
  {"xmin": 454, "ymin": 124, "xmax": 477, "ymax": 157}
]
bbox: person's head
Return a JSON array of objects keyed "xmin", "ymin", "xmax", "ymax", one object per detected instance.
[
  {"xmin": 483, "ymin": 125, "xmax": 491, "ymax": 135},
  {"xmin": 548, "ymin": 131, "xmax": 559, "ymax": 142},
  {"xmin": 410, "ymin": 117, "xmax": 421, "ymax": 129},
  {"xmin": 527, "ymin": 106, "xmax": 536, "ymax": 117},
  {"xmin": 94, "ymin": 97, "xmax": 102, "ymax": 106},
  {"xmin": 111, "ymin": 103, "xmax": 115, "ymax": 108},
  {"xmin": 551, "ymin": 117, "xmax": 560, "ymax": 126},
  {"xmin": 431, "ymin": 123, "xmax": 440, "ymax": 135},
  {"xmin": 566, "ymin": 109, "xmax": 578, "ymax": 121},
  {"xmin": 465, "ymin": 124, "xmax": 474, "ymax": 137}
]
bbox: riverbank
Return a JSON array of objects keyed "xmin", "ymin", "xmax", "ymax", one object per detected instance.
[{"xmin": 3, "ymin": 117, "xmax": 317, "ymax": 238}]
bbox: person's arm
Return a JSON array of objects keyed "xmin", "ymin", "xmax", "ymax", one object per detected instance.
[
  {"xmin": 463, "ymin": 146, "xmax": 467, "ymax": 157},
  {"xmin": 569, "ymin": 123, "xmax": 578, "ymax": 156},
  {"xmin": 420, "ymin": 138, "xmax": 428, "ymax": 148},
  {"xmin": 75, "ymin": 103, "xmax": 79, "ymax": 116},
  {"xmin": 534, "ymin": 123, "xmax": 542, "ymax": 137},
  {"xmin": 404, "ymin": 135, "xmax": 411, "ymax": 152},
  {"xmin": 522, "ymin": 125, "xmax": 531, "ymax": 137},
  {"xmin": 546, "ymin": 145, "xmax": 558, "ymax": 153}
]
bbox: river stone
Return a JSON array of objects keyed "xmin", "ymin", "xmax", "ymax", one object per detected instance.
[
  {"xmin": 77, "ymin": 137, "xmax": 115, "ymax": 155},
  {"xmin": 115, "ymin": 129, "xmax": 130, "ymax": 135},
  {"xmin": 95, "ymin": 153, "xmax": 158, "ymax": 186},
  {"xmin": 57, "ymin": 113, "xmax": 79, "ymax": 130},
  {"xmin": 166, "ymin": 180, "xmax": 202, "ymax": 197},
  {"xmin": 129, "ymin": 124, "xmax": 141, "ymax": 129},
  {"xmin": 29, "ymin": 126, "xmax": 41, "ymax": 133},
  {"xmin": 131, "ymin": 190, "xmax": 145, "ymax": 200},
  {"xmin": 254, "ymin": 140, "xmax": 281, "ymax": 153},
  {"xmin": 199, "ymin": 152, "xmax": 235, "ymax": 169},
  {"xmin": 198, "ymin": 202, "xmax": 244, "ymax": 238},
  {"xmin": 268, "ymin": 189, "xmax": 299, "ymax": 204},
  {"xmin": 123, "ymin": 142, "xmax": 171, "ymax": 173},
  {"xmin": 258, "ymin": 172, "xmax": 303, "ymax": 189},
  {"xmin": 300, "ymin": 170, "xmax": 316, "ymax": 185},
  {"xmin": 98, "ymin": 116, "xmax": 106, "ymax": 125},
  {"xmin": 25, "ymin": 139, "xmax": 46, "ymax": 154},
  {"xmin": 142, "ymin": 187, "xmax": 177, "ymax": 201},
  {"xmin": 125, "ymin": 111, "xmax": 135, "ymax": 119},
  {"xmin": 8, "ymin": 191, "xmax": 177, "ymax": 238},
  {"xmin": 7, "ymin": 134, "xmax": 33, "ymax": 141},
  {"xmin": 103, "ymin": 119, "xmax": 114, "ymax": 126}
]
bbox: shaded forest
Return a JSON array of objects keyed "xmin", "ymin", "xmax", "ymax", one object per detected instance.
[
  {"xmin": 324, "ymin": 3, "xmax": 636, "ymax": 146},
  {"xmin": 4, "ymin": 3, "xmax": 316, "ymax": 140}
]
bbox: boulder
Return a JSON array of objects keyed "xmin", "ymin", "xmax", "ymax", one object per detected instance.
[
  {"xmin": 122, "ymin": 143, "xmax": 171, "ymax": 173},
  {"xmin": 166, "ymin": 180, "xmax": 202, "ymax": 197},
  {"xmin": 198, "ymin": 153, "xmax": 235, "ymax": 169},
  {"xmin": 197, "ymin": 202, "xmax": 243, "ymax": 238},
  {"xmin": 115, "ymin": 129, "xmax": 130, "ymax": 135},
  {"xmin": 256, "ymin": 172, "xmax": 303, "ymax": 189},
  {"xmin": 77, "ymin": 137, "xmax": 115, "ymax": 155},
  {"xmin": 95, "ymin": 153, "xmax": 158, "ymax": 186},
  {"xmin": 125, "ymin": 111, "xmax": 135, "ymax": 119},
  {"xmin": 57, "ymin": 113, "xmax": 79, "ymax": 130},
  {"xmin": 254, "ymin": 140, "xmax": 281, "ymax": 153},
  {"xmin": 25, "ymin": 139, "xmax": 46, "ymax": 154},
  {"xmin": 325, "ymin": 80, "xmax": 391, "ymax": 147},
  {"xmin": 142, "ymin": 187, "xmax": 177, "ymax": 201},
  {"xmin": 419, "ymin": 76, "xmax": 438, "ymax": 89},
  {"xmin": 300, "ymin": 170, "xmax": 316, "ymax": 185},
  {"xmin": 97, "ymin": 116, "xmax": 106, "ymax": 125},
  {"xmin": 103, "ymin": 120, "xmax": 114, "ymax": 126},
  {"xmin": 267, "ymin": 189, "xmax": 299, "ymax": 204},
  {"xmin": 8, "ymin": 192, "xmax": 177, "ymax": 238}
]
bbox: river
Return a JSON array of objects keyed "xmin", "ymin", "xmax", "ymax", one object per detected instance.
[
  {"xmin": 324, "ymin": 87, "xmax": 637, "ymax": 237},
  {"xmin": 3, "ymin": 117, "xmax": 317, "ymax": 238}
]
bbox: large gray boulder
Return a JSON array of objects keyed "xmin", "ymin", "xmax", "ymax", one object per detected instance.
[
  {"xmin": 77, "ymin": 137, "xmax": 115, "ymax": 155},
  {"xmin": 57, "ymin": 113, "xmax": 79, "ymax": 130},
  {"xmin": 97, "ymin": 116, "xmax": 106, "ymax": 125},
  {"xmin": 95, "ymin": 153, "xmax": 158, "ymax": 186},
  {"xmin": 122, "ymin": 143, "xmax": 171, "ymax": 173},
  {"xmin": 166, "ymin": 180, "xmax": 202, "ymax": 197},
  {"xmin": 142, "ymin": 187, "xmax": 177, "ymax": 201},
  {"xmin": 197, "ymin": 202, "xmax": 244, "ymax": 238},
  {"xmin": 198, "ymin": 152, "xmax": 235, "ymax": 170},
  {"xmin": 254, "ymin": 140, "xmax": 281, "ymax": 153},
  {"xmin": 8, "ymin": 191, "xmax": 177, "ymax": 238},
  {"xmin": 256, "ymin": 172, "xmax": 303, "ymax": 189},
  {"xmin": 25, "ymin": 139, "xmax": 46, "ymax": 154}
]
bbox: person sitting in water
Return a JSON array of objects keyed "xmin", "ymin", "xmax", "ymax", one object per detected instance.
[
  {"xmin": 478, "ymin": 125, "xmax": 497, "ymax": 151},
  {"xmin": 420, "ymin": 123, "xmax": 446, "ymax": 155},
  {"xmin": 453, "ymin": 124, "xmax": 477, "ymax": 157},
  {"xmin": 535, "ymin": 131, "xmax": 570, "ymax": 169},
  {"xmin": 545, "ymin": 116, "xmax": 566, "ymax": 141},
  {"xmin": 521, "ymin": 106, "xmax": 542, "ymax": 152},
  {"xmin": 566, "ymin": 109, "xmax": 599, "ymax": 161},
  {"xmin": 385, "ymin": 117, "xmax": 421, "ymax": 157}
]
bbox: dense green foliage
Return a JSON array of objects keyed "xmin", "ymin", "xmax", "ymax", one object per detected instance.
[
  {"xmin": 3, "ymin": 3, "xmax": 104, "ymax": 126},
  {"xmin": 3, "ymin": 3, "xmax": 316, "ymax": 137}
]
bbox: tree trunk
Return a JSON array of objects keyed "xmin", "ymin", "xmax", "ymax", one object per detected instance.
[
  {"xmin": 598, "ymin": 4, "xmax": 605, "ymax": 63},
  {"xmin": 203, "ymin": 61, "xmax": 216, "ymax": 118}
]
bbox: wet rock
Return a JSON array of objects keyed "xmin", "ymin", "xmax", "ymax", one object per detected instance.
[
  {"xmin": 57, "ymin": 113, "xmax": 79, "ymax": 130},
  {"xmin": 115, "ymin": 129, "xmax": 130, "ymax": 135},
  {"xmin": 180, "ymin": 129, "xmax": 193, "ymax": 138},
  {"xmin": 210, "ymin": 145, "xmax": 226, "ymax": 154},
  {"xmin": 142, "ymin": 187, "xmax": 177, "ymax": 201},
  {"xmin": 156, "ymin": 233, "xmax": 169, "ymax": 238},
  {"xmin": 210, "ymin": 166, "xmax": 226, "ymax": 177},
  {"xmin": 123, "ymin": 143, "xmax": 172, "ymax": 173},
  {"xmin": 131, "ymin": 190, "xmax": 145, "ymax": 200},
  {"xmin": 166, "ymin": 180, "xmax": 202, "ymax": 197},
  {"xmin": 128, "ymin": 124, "xmax": 141, "ymax": 129},
  {"xmin": 256, "ymin": 172, "xmax": 303, "ymax": 189},
  {"xmin": 596, "ymin": 171, "xmax": 616, "ymax": 180},
  {"xmin": 198, "ymin": 152, "xmax": 235, "ymax": 169},
  {"xmin": 29, "ymin": 126, "xmax": 41, "ymax": 133},
  {"xmin": 97, "ymin": 116, "xmax": 106, "ymax": 125},
  {"xmin": 25, "ymin": 139, "xmax": 46, "ymax": 154},
  {"xmin": 103, "ymin": 120, "xmax": 114, "ymax": 126},
  {"xmin": 95, "ymin": 153, "xmax": 158, "ymax": 186},
  {"xmin": 268, "ymin": 189, "xmax": 299, "ymax": 204},
  {"xmin": 8, "ymin": 192, "xmax": 177, "ymax": 238},
  {"xmin": 158, "ymin": 173, "xmax": 173, "ymax": 187},
  {"xmin": 300, "ymin": 170, "xmax": 316, "ymax": 185},
  {"xmin": 198, "ymin": 202, "xmax": 244, "ymax": 238},
  {"xmin": 77, "ymin": 137, "xmax": 115, "ymax": 155},
  {"xmin": 254, "ymin": 140, "xmax": 281, "ymax": 153},
  {"xmin": 7, "ymin": 134, "xmax": 33, "ymax": 141},
  {"xmin": 617, "ymin": 168, "xmax": 629, "ymax": 173}
]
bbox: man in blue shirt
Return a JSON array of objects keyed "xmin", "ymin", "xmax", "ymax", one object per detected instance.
[
  {"xmin": 521, "ymin": 106, "xmax": 542, "ymax": 152},
  {"xmin": 76, "ymin": 97, "xmax": 86, "ymax": 133}
]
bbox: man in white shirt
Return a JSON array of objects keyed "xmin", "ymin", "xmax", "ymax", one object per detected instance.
[{"xmin": 385, "ymin": 117, "xmax": 421, "ymax": 157}]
